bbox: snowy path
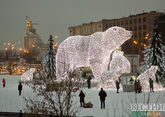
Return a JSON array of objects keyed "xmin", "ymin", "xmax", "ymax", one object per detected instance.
[{"xmin": 0, "ymin": 75, "xmax": 165, "ymax": 117}]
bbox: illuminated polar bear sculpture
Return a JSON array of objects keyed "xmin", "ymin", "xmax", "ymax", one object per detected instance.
[
  {"xmin": 98, "ymin": 50, "xmax": 131, "ymax": 89},
  {"xmin": 56, "ymin": 26, "xmax": 132, "ymax": 80},
  {"xmin": 137, "ymin": 66, "xmax": 163, "ymax": 91},
  {"xmin": 21, "ymin": 68, "xmax": 35, "ymax": 83}
]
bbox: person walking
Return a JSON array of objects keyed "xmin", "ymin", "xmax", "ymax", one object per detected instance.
[
  {"xmin": 115, "ymin": 80, "xmax": 120, "ymax": 93},
  {"xmin": 134, "ymin": 79, "xmax": 138, "ymax": 93},
  {"xmin": 2, "ymin": 78, "xmax": 6, "ymax": 88},
  {"xmin": 149, "ymin": 78, "xmax": 154, "ymax": 92},
  {"xmin": 87, "ymin": 76, "xmax": 92, "ymax": 89},
  {"xmin": 79, "ymin": 90, "xmax": 85, "ymax": 107},
  {"xmin": 98, "ymin": 88, "xmax": 107, "ymax": 109},
  {"xmin": 137, "ymin": 80, "xmax": 142, "ymax": 93},
  {"xmin": 18, "ymin": 82, "xmax": 23, "ymax": 96}
]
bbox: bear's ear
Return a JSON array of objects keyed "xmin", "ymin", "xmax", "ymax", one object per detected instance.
[{"xmin": 90, "ymin": 32, "xmax": 103, "ymax": 47}]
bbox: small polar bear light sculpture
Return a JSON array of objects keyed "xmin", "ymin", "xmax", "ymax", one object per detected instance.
[
  {"xmin": 137, "ymin": 66, "xmax": 163, "ymax": 91},
  {"xmin": 99, "ymin": 50, "xmax": 131, "ymax": 89},
  {"xmin": 21, "ymin": 68, "xmax": 35, "ymax": 83},
  {"xmin": 56, "ymin": 26, "xmax": 132, "ymax": 80}
]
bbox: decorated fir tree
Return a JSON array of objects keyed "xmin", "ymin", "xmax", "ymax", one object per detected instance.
[
  {"xmin": 42, "ymin": 35, "xmax": 56, "ymax": 80},
  {"xmin": 140, "ymin": 20, "xmax": 165, "ymax": 83}
]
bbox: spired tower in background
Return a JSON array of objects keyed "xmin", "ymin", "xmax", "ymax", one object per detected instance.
[{"xmin": 24, "ymin": 16, "xmax": 47, "ymax": 61}]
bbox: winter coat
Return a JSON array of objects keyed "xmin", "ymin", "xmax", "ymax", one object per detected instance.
[
  {"xmin": 2, "ymin": 79, "xmax": 5, "ymax": 85},
  {"xmin": 87, "ymin": 77, "xmax": 91, "ymax": 83},
  {"xmin": 149, "ymin": 79, "xmax": 153, "ymax": 87},
  {"xmin": 137, "ymin": 81, "xmax": 140, "ymax": 89},
  {"xmin": 116, "ymin": 81, "xmax": 120, "ymax": 89},
  {"xmin": 99, "ymin": 90, "xmax": 107, "ymax": 100},
  {"xmin": 18, "ymin": 84, "xmax": 23, "ymax": 91},
  {"xmin": 134, "ymin": 80, "xmax": 138, "ymax": 90},
  {"xmin": 79, "ymin": 91, "xmax": 85, "ymax": 102}
]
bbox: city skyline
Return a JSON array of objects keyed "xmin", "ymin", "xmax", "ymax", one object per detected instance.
[{"xmin": 0, "ymin": 0, "xmax": 165, "ymax": 48}]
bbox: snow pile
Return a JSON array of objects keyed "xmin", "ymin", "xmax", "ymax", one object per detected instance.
[
  {"xmin": 137, "ymin": 66, "xmax": 163, "ymax": 91},
  {"xmin": 21, "ymin": 68, "xmax": 35, "ymax": 82},
  {"xmin": 56, "ymin": 26, "xmax": 132, "ymax": 81}
]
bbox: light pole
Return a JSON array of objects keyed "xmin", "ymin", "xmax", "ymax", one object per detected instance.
[
  {"xmin": 53, "ymin": 35, "xmax": 58, "ymax": 54},
  {"xmin": 4, "ymin": 41, "xmax": 21, "ymax": 75}
]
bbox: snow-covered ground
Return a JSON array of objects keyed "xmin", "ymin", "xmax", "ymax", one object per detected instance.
[{"xmin": 0, "ymin": 75, "xmax": 165, "ymax": 117}]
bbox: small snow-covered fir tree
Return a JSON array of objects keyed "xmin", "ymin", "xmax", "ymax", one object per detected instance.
[
  {"xmin": 140, "ymin": 20, "xmax": 165, "ymax": 83},
  {"xmin": 42, "ymin": 35, "xmax": 56, "ymax": 80}
]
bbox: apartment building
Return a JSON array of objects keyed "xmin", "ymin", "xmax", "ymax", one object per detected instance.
[{"xmin": 68, "ymin": 11, "xmax": 163, "ymax": 55}]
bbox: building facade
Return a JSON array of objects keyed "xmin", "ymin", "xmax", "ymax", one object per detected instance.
[{"xmin": 68, "ymin": 11, "xmax": 163, "ymax": 56}]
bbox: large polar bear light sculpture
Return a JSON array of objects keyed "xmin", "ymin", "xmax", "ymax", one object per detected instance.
[
  {"xmin": 98, "ymin": 50, "xmax": 131, "ymax": 89},
  {"xmin": 56, "ymin": 26, "xmax": 132, "ymax": 80},
  {"xmin": 137, "ymin": 66, "xmax": 163, "ymax": 91}
]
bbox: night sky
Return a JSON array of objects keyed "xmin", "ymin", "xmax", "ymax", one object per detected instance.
[{"xmin": 0, "ymin": 0, "xmax": 164, "ymax": 48}]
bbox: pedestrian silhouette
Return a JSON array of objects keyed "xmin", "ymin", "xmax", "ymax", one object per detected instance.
[
  {"xmin": 2, "ymin": 78, "xmax": 6, "ymax": 88},
  {"xmin": 18, "ymin": 82, "xmax": 23, "ymax": 96},
  {"xmin": 87, "ymin": 76, "xmax": 92, "ymax": 89},
  {"xmin": 137, "ymin": 80, "xmax": 142, "ymax": 93},
  {"xmin": 134, "ymin": 79, "xmax": 138, "ymax": 93},
  {"xmin": 149, "ymin": 78, "xmax": 154, "ymax": 92},
  {"xmin": 79, "ymin": 90, "xmax": 85, "ymax": 107},
  {"xmin": 98, "ymin": 88, "xmax": 107, "ymax": 109},
  {"xmin": 115, "ymin": 80, "xmax": 120, "ymax": 93}
]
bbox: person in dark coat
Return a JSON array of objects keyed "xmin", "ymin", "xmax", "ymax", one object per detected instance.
[
  {"xmin": 149, "ymin": 78, "xmax": 154, "ymax": 92},
  {"xmin": 98, "ymin": 88, "xmax": 107, "ymax": 109},
  {"xmin": 18, "ymin": 82, "xmax": 23, "ymax": 96},
  {"xmin": 134, "ymin": 79, "xmax": 138, "ymax": 93},
  {"xmin": 115, "ymin": 80, "xmax": 120, "ymax": 93},
  {"xmin": 2, "ymin": 78, "xmax": 6, "ymax": 88},
  {"xmin": 79, "ymin": 90, "xmax": 85, "ymax": 107},
  {"xmin": 137, "ymin": 80, "xmax": 142, "ymax": 93},
  {"xmin": 87, "ymin": 76, "xmax": 92, "ymax": 89}
]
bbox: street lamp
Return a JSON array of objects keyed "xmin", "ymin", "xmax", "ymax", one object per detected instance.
[{"xmin": 4, "ymin": 41, "xmax": 22, "ymax": 75}]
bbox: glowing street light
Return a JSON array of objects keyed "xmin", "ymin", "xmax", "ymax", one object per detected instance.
[
  {"xmin": 133, "ymin": 40, "xmax": 138, "ymax": 45},
  {"xmin": 19, "ymin": 48, "xmax": 23, "ymax": 51},
  {"xmin": 146, "ymin": 34, "xmax": 149, "ymax": 37},
  {"xmin": 54, "ymin": 35, "xmax": 58, "ymax": 39},
  {"xmin": 32, "ymin": 44, "xmax": 35, "ymax": 48}
]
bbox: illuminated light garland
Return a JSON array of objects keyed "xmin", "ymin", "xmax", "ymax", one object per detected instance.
[
  {"xmin": 137, "ymin": 66, "xmax": 163, "ymax": 91},
  {"xmin": 21, "ymin": 68, "xmax": 35, "ymax": 83},
  {"xmin": 56, "ymin": 26, "xmax": 132, "ymax": 81},
  {"xmin": 99, "ymin": 50, "xmax": 131, "ymax": 89}
]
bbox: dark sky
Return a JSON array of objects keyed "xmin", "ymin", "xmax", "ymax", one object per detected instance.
[{"xmin": 0, "ymin": 0, "xmax": 165, "ymax": 48}]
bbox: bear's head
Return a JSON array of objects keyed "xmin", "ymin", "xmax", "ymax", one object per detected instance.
[{"xmin": 102, "ymin": 26, "xmax": 132, "ymax": 50}]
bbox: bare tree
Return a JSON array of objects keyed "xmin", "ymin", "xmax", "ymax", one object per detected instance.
[{"xmin": 24, "ymin": 68, "xmax": 81, "ymax": 117}]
